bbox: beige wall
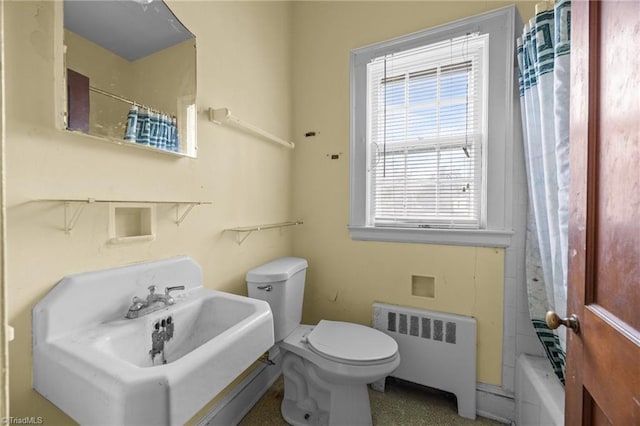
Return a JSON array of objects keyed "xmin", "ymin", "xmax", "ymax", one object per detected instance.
[
  {"xmin": 5, "ymin": 0, "xmax": 538, "ymax": 423},
  {"xmin": 5, "ymin": 1, "xmax": 292, "ymax": 423},
  {"xmin": 290, "ymin": 1, "xmax": 536, "ymax": 386}
]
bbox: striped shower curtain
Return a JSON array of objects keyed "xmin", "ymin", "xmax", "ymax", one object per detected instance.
[
  {"xmin": 516, "ymin": 0, "xmax": 571, "ymax": 384},
  {"xmin": 124, "ymin": 106, "xmax": 180, "ymax": 152}
]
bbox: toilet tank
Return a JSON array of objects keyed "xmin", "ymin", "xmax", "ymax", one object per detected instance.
[{"xmin": 246, "ymin": 257, "xmax": 308, "ymax": 342}]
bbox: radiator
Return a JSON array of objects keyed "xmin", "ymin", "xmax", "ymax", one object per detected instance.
[{"xmin": 372, "ymin": 303, "xmax": 477, "ymax": 420}]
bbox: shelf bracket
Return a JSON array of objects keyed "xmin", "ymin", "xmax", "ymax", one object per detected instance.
[
  {"xmin": 175, "ymin": 203, "xmax": 197, "ymax": 226},
  {"xmin": 235, "ymin": 230, "xmax": 254, "ymax": 245},
  {"xmin": 63, "ymin": 199, "xmax": 94, "ymax": 233}
]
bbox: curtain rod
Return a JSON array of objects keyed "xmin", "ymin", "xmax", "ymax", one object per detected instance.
[{"xmin": 89, "ymin": 86, "xmax": 174, "ymax": 117}]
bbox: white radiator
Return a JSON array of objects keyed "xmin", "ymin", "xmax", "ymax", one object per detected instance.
[{"xmin": 372, "ymin": 303, "xmax": 477, "ymax": 420}]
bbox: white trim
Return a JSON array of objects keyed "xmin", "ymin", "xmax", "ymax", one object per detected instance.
[
  {"xmin": 476, "ymin": 382, "xmax": 515, "ymax": 424},
  {"xmin": 350, "ymin": 5, "xmax": 518, "ymax": 246},
  {"xmin": 348, "ymin": 225, "xmax": 513, "ymax": 248},
  {"xmin": 197, "ymin": 347, "xmax": 283, "ymax": 426}
]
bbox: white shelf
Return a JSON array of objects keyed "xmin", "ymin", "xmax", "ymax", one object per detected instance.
[
  {"xmin": 225, "ymin": 220, "xmax": 303, "ymax": 245},
  {"xmin": 36, "ymin": 198, "xmax": 212, "ymax": 233}
]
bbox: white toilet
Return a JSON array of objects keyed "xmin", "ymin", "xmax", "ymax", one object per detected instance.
[{"xmin": 246, "ymin": 257, "xmax": 400, "ymax": 426}]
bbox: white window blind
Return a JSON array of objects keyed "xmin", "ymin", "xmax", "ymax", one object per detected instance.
[{"xmin": 366, "ymin": 33, "xmax": 488, "ymax": 229}]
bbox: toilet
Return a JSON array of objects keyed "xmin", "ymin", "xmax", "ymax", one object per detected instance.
[{"xmin": 246, "ymin": 257, "xmax": 400, "ymax": 426}]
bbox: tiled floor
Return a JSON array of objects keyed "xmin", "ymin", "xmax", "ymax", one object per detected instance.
[{"xmin": 239, "ymin": 376, "xmax": 504, "ymax": 425}]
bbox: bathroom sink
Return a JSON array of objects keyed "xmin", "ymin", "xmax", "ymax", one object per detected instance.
[
  {"xmin": 94, "ymin": 289, "xmax": 263, "ymax": 367},
  {"xmin": 33, "ymin": 257, "xmax": 274, "ymax": 426}
]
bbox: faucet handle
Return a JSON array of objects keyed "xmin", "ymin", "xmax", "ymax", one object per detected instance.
[
  {"xmin": 165, "ymin": 285, "xmax": 186, "ymax": 295},
  {"xmin": 148, "ymin": 285, "xmax": 156, "ymax": 294}
]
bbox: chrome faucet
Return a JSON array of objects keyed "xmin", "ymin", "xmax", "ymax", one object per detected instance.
[{"xmin": 125, "ymin": 285, "xmax": 185, "ymax": 319}]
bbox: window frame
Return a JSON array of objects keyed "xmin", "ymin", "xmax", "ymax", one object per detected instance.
[{"xmin": 349, "ymin": 6, "xmax": 518, "ymax": 247}]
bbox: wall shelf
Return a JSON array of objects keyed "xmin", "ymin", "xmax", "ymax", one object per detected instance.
[
  {"xmin": 225, "ymin": 220, "xmax": 303, "ymax": 245},
  {"xmin": 37, "ymin": 198, "xmax": 212, "ymax": 233}
]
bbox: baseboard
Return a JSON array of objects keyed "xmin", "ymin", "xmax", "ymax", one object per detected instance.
[
  {"xmin": 476, "ymin": 382, "xmax": 515, "ymax": 425},
  {"xmin": 196, "ymin": 347, "xmax": 283, "ymax": 426}
]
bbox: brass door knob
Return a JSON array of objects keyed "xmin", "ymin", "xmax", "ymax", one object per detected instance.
[{"xmin": 546, "ymin": 311, "xmax": 580, "ymax": 334}]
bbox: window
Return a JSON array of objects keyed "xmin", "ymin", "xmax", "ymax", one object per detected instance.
[
  {"xmin": 350, "ymin": 6, "xmax": 518, "ymax": 247},
  {"xmin": 368, "ymin": 35, "xmax": 487, "ymax": 229}
]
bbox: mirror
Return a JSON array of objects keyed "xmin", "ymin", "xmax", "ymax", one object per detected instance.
[{"xmin": 63, "ymin": 0, "xmax": 197, "ymax": 157}]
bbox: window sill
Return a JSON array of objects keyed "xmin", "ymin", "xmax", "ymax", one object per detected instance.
[{"xmin": 348, "ymin": 225, "xmax": 513, "ymax": 248}]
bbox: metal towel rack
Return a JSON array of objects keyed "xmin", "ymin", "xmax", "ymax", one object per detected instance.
[
  {"xmin": 225, "ymin": 220, "xmax": 303, "ymax": 245},
  {"xmin": 209, "ymin": 108, "xmax": 295, "ymax": 149}
]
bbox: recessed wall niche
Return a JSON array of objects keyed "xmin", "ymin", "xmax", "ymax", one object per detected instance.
[
  {"xmin": 108, "ymin": 203, "xmax": 155, "ymax": 244},
  {"xmin": 411, "ymin": 275, "xmax": 436, "ymax": 299}
]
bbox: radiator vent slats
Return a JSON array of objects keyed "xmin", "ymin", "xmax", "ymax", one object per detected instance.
[
  {"xmin": 421, "ymin": 317, "xmax": 431, "ymax": 339},
  {"xmin": 410, "ymin": 315, "xmax": 420, "ymax": 336},
  {"xmin": 385, "ymin": 311, "xmax": 457, "ymax": 344},
  {"xmin": 446, "ymin": 321, "xmax": 457, "ymax": 344},
  {"xmin": 434, "ymin": 320, "xmax": 444, "ymax": 341},
  {"xmin": 399, "ymin": 314, "xmax": 408, "ymax": 334},
  {"xmin": 387, "ymin": 312, "xmax": 396, "ymax": 332}
]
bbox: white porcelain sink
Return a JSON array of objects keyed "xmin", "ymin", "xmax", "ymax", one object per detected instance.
[
  {"xmin": 94, "ymin": 290, "xmax": 264, "ymax": 367},
  {"xmin": 33, "ymin": 257, "xmax": 274, "ymax": 426}
]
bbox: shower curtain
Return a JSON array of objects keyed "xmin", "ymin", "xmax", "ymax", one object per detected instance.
[
  {"xmin": 516, "ymin": 0, "xmax": 570, "ymax": 384},
  {"xmin": 124, "ymin": 106, "xmax": 180, "ymax": 152}
]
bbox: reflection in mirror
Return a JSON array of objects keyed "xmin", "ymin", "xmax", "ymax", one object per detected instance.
[{"xmin": 63, "ymin": 0, "xmax": 197, "ymax": 157}]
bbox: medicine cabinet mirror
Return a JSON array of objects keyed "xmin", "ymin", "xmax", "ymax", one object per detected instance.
[{"xmin": 63, "ymin": 0, "xmax": 197, "ymax": 157}]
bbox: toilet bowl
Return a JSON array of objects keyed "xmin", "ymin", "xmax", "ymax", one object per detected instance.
[
  {"xmin": 280, "ymin": 322, "xmax": 399, "ymax": 425},
  {"xmin": 247, "ymin": 257, "xmax": 399, "ymax": 426}
]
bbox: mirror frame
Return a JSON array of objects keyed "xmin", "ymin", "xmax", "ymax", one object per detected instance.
[{"xmin": 53, "ymin": 1, "xmax": 198, "ymax": 158}]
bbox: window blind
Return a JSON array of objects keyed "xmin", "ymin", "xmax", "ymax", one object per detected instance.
[{"xmin": 366, "ymin": 33, "xmax": 488, "ymax": 228}]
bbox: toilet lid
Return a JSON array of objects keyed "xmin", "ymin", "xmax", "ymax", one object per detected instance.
[{"xmin": 307, "ymin": 320, "xmax": 398, "ymax": 364}]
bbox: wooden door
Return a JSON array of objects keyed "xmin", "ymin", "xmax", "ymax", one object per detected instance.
[
  {"xmin": 67, "ymin": 68, "xmax": 90, "ymax": 133},
  {"xmin": 567, "ymin": 0, "xmax": 640, "ymax": 424}
]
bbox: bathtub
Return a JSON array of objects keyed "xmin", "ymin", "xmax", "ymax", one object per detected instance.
[{"xmin": 515, "ymin": 354, "xmax": 565, "ymax": 425}]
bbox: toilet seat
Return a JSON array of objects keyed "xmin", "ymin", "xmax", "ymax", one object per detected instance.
[{"xmin": 306, "ymin": 320, "xmax": 398, "ymax": 366}]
